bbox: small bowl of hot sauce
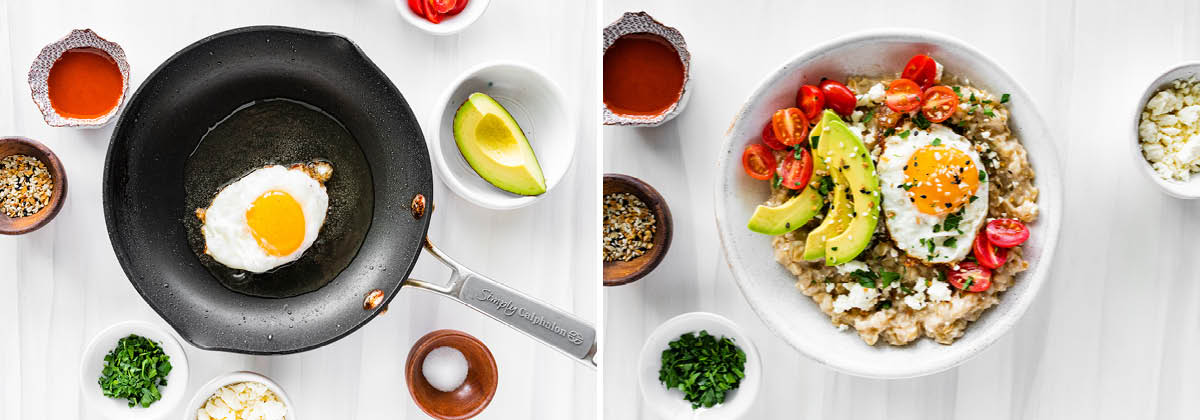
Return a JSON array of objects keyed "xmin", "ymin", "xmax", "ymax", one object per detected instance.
[
  {"xmin": 603, "ymin": 12, "xmax": 691, "ymax": 127},
  {"xmin": 28, "ymin": 29, "xmax": 130, "ymax": 128}
]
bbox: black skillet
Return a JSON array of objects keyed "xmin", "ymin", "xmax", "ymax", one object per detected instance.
[{"xmin": 103, "ymin": 26, "xmax": 596, "ymax": 364}]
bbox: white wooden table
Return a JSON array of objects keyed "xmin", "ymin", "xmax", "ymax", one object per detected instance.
[
  {"xmin": 602, "ymin": 1, "xmax": 1200, "ymax": 419},
  {"xmin": 0, "ymin": 0, "xmax": 597, "ymax": 418}
]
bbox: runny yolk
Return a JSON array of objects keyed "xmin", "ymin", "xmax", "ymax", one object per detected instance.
[
  {"xmin": 903, "ymin": 145, "xmax": 979, "ymax": 216},
  {"xmin": 245, "ymin": 190, "xmax": 305, "ymax": 257}
]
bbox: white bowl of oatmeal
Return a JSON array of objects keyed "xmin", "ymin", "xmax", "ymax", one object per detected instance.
[
  {"xmin": 1132, "ymin": 62, "xmax": 1200, "ymax": 199},
  {"xmin": 714, "ymin": 29, "xmax": 1062, "ymax": 378}
]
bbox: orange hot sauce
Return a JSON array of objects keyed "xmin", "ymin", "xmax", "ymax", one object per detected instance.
[
  {"xmin": 47, "ymin": 48, "xmax": 123, "ymax": 119},
  {"xmin": 603, "ymin": 34, "xmax": 685, "ymax": 117}
]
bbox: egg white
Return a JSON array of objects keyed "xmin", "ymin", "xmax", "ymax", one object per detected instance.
[
  {"xmin": 877, "ymin": 125, "xmax": 988, "ymax": 263},
  {"xmin": 201, "ymin": 165, "xmax": 329, "ymax": 273}
]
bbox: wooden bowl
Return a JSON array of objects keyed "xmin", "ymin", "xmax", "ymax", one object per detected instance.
[
  {"xmin": 603, "ymin": 173, "xmax": 672, "ymax": 286},
  {"xmin": 405, "ymin": 329, "xmax": 498, "ymax": 420},
  {"xmin": 0, "ymin": 137, "xmax": 67, "ymax": 235}
]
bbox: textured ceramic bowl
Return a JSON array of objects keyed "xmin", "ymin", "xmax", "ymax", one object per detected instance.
[
  {"xmin": 1130, "ymin": 62, "xmax": 1200, "ymax": 198},
  {"xmin": 183, "ymin": 371, "xmax": 296, "ymax": 420},
  {"xmin": 714, "ymin": 29, "xmax": 1063, "ymax": 378},
  {"xmin": 79, "ymin": 320, "xmax": 190, "ymax": 420},
  {"xmin": 602, "ymin": 11, "xmax": 691, "ymax": 127},
  {"xmin": 395, "ymin": 0, "xmax": 492, "ymax": 36},
  {"xmin": 431, "ymin": 61, "xmax": 575, "ymax": 210},
  {"xmin": 28, "ymin": 29, "xmax": 130, "ymax": 128},
  {"xmin": 637, "ymin": 312, "xmax": 761, "ymax": 420}
]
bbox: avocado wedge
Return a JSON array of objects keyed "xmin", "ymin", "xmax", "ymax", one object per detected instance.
[
  {"xmin": 801, "ymin": 170, "xmax": 852, "ymax": 260},
  {"xmin": 453, "ymin": 92, "xmax": 546, "ymax": 196},
  {"xmin": 747, "ymin": 185, "xmax": 824, "ymax": 235},
  {"xmin": 820, "ymin": 118, "xmax": 881, "ymax": 265}
]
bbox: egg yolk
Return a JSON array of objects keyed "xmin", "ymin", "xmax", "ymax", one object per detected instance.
[
  {"xmin": 245, "ymin": 190, "xmax": 305, "ymax": 257},
  {"xmin": 903, "ymin": 145, "xmax": 980, "ymax": 216}
]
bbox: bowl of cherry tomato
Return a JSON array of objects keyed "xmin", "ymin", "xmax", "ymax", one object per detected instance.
[
  {"xmin": 716, "ymin": 28, "xmax": 1062, "ymax": 378},
  {"xmin": 397, "ymin": 0, "xmax": 490, "ymax": 36}
]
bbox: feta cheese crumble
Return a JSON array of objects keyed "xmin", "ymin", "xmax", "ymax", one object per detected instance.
[
  {"xmin": 1139, "ymin": 77, "xmax": 1200, "ymax": 180},
  {"xmin": 196, "ymin": 381, "xmax": 286, "ymax": 420}
]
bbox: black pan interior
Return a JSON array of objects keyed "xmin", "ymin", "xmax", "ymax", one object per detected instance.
[
  {"xmin": 183, "ymin": 99, "xmax": 373, "ymax": 298},
  {"xmin": 104, "ymin": 26, "xmax": 433, "ymax": 354}
]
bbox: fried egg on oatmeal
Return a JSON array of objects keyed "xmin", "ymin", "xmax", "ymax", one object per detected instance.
[
  {"xmin": 877, "ymin": 125, "xmax": 987, "ymax": 263},
  {"xmin": 197, "ymin": 161, "xmax": 333, "ymax": 273}
]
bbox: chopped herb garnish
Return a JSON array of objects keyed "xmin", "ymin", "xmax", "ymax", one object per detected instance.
[
  {"xmin": 968, "ymin": 104, "xmax": 978, "ymax": 115},
  {"xmin": 884, "ymin": 128, "xmax": 896, "ymax": 137},
  {"xmin": 983, "ymin": 107, "xmax": 995, "ymax": 117},
  {"xmin": 1000, "ymin": 93, "xmax": 1010, "ymax": 104},
  {"xmin": 794, "ymin": 148, "xmax": 805, "ymax": 160},
  {"xmin": 659, "ymin": 331, "xmax": 747, "ymax": 409},
  {"xmin": 913, "ymin": 112, "xmax": 931, "ymax": 129},
  {"xmin": 862, "ymin": 110, "xmax": 874, "ymax": 123},
  {"xmin": 969, "ymin": 195, "xmax": 979, "ymax": 203},
  {"xmin": 879, "ymin": 270, "xmax": 901, "ymax": 288},
  {"xmin": 969, "ymin": 92, "xmax": 977, "ymax": 102},
  {"xmin": 932, "ymin": 138, "xmax": 942, "ymax": 146},
  {"xmin": 850, "ymin": 269, "xmax": 878, "ymax": 288},
  {"xmin": 926, "ymin": 238, "xmax": 936, "ymax": 254},
  {"xmin": 978, "ymin": 169, "xmax": 988, "ymax": 182},
  {"xmin": 943, "ymin": 237, "xmax": 957, "ymax": 248},
  {"xmin": 899, "ymin": 130, "xmax": 911, "ymax": 139},
  {"xmin": 818, "ymin": 176, "xmax": 835, "ymax": 196},
  {"xmin": 936, "ymin": 269, "xmax": 947, "ymax": 283},
  {"xmin": 951, "ymin": 86, "xmax": 962, "ymax": 98},
  {"xmin": 99, "ymin": 334, "xmax": 173, "ymax": 408},
  {"xmin": 772, "ymin": 174, "xmax": 782, "ymax": 189}
]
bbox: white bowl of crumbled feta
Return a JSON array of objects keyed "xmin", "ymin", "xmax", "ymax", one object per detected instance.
[
  {"xmin": 1133, "ymin": 63, "xmax": 1200, "ymax": 198},
  {"xmin": 185, "ymin": 371, "xmax": 295, "ymax": 420}
]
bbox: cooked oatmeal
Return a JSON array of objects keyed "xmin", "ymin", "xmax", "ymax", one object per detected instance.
[{"xmin": 765, "ymin": 76, "xmax": 1038, "ymax": 345}]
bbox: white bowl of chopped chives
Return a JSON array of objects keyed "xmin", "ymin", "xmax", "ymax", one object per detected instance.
[
  {"xmin": 79, "ymin": 320, "xmax": 190, "ymax": 420},
  {"xmin": 637, "ymin": 312, "xmax": 761, "ymax": 420}
]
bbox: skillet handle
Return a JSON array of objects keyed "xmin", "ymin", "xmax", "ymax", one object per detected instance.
[{"xmin": 404, "ymin": 239, "xmax": 598, "ymax": 368}]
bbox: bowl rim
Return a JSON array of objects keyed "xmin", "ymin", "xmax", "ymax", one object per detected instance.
[
  {"xmin": 78, "ymin": 320, "xmax": 191, "ymax": 419},
  {"xmin": 0, "ymin": 136, "xmax": 68, "ymax": 235},
  {"xmin": 182, "ymin": 371, "xmax": 297, "ymax": 420},
  {"xmin": 713, "ymin": 27, "xmax": 1063, "ymax": 378},
  {"xmin": 394, "ymin": 0, "xmax": 492, "ymax": 36},
  {"xmin": 1129, "ymin": 61, "xmax": 1200, "ymax": 199},
  {"xmin": 429, "ymin": 60, "xmax": 577, "ymax": 210},
  {"xmin": 636, "ymin": 312, "xmax": 761, "ymax": 419}
]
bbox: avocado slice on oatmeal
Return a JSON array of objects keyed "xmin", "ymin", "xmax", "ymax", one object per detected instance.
[{"xmin": 817, "ymin": 117, "xmax": 881, "ymax": 265}]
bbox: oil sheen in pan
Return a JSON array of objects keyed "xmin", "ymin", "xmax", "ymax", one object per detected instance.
[{"xmin": 182, "ymin": 99, "xmax": 374, "ymax": 298}]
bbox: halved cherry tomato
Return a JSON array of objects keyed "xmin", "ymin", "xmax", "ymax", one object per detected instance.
[
  {"xmin": 985, "ymin": 218, "xmax": 1030, "ymax": 248},
  {"xmin": 771, "ymin": 108, "xmax": 809, "ymax": 146},
  {"xmin": 742, "ymin": 144, "xmax": 776, "ymax": 181},
  {"xmin": 948, "ymin": 262, "xmax": 992, "ymax": 292},
  {"xmin": 448, "ymin": 0, "xmax": 468, "ymax": 14},
  {"xmin": 972, "ymin": 231, "xmax": 1008, "ymax": 269},
  {"xmin": 819, "ymin": 79, "xmax": 856, "ymax": 116},
  {"xmin": 408, "ymin": 0, "xmax": 426, "ymax": 16},
  {"xmin": 777, "ymin": 147, "xmax": 814, "ymax": 190},
  {"xmin": 429, "ymin": 0, "xmax": 456, "ymax": 13},
  {"xmin": 795, "ymin": 85, "xmax": 825, "ymax": 121},
  {"xmin": 761, "ymin": 121, "xmax": 787, "ymax": 150},
  {"xmin": 901, "ymin": 54, "xmax": 939, "ymax": 89},
  {"xmin": 921, "ymin": 86, "xmax": 959, "ymax": 123},
  {"xmin": 422, "ymin": 2, "xmax": 443, "ymax": 23},
  {"xmin": 885, "ymin": 79, "xmax": 922, "ymax": 113}
]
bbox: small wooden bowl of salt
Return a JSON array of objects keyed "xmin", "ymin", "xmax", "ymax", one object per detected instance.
[
  {"xmin": 405, "ymin": 329, "xmax": 498, "ymax": 420},
  {"xmin": 0, "ymin": 137, "xmax": 66, "ymax": 235}
]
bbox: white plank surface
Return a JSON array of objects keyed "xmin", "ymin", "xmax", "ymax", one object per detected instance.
[
  {"xmin": 0, "ymin": 0, "xmax": 598, "ymax": 419},
  {"xmin": 601, "ymin": 1, "xmax": 1200, "ymax": 419}
]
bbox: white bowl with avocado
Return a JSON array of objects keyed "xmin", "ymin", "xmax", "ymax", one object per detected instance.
[
  {"xmin": 714, "ymin": 29, "xmax": 1062, "ymax": 378},
  {"xmin": 431, "ymin": 61, "xmax": 576, "ymax": 210}
]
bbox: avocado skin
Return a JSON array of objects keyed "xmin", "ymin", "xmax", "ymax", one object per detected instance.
[
  {"xmin": 819, "ymin": 117, "xmax": 881, "ymax": 265},
  {"xmin": 747, "ymin": 186, "xmax": 824, "ymax": 235},
  {"xmin": 452, "ymin": 92, "xmax": 547, "ymax": 196}
]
